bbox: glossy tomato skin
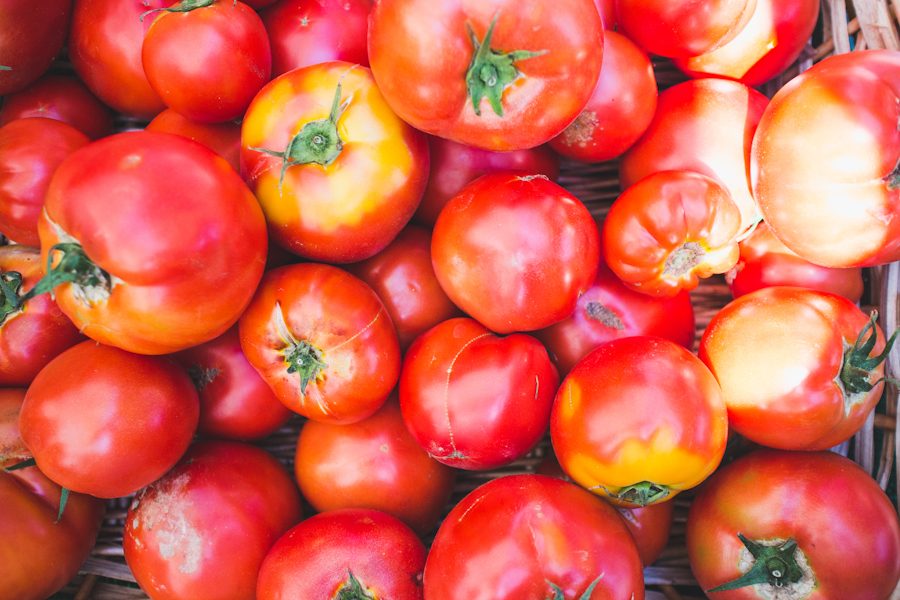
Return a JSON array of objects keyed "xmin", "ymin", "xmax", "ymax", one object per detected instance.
[
  {"xmin": 432, "ymin": 171, "xmax": 600, "ymax": 334},
  {"xmin": 239, "ymin": 263, "xmax": 401, "ymax": 424},
  {"xmin": 699, "ymin": 287, "xmax": 887, "ymax": 451},
  {"xmin": 39, "ymin": 131, "xmax": 268, "ymax": 355},
  {"xmin": 19, "ymin": 340, "xmax": 200, "ymax": 498},
  {"xmin": 295, "ymin": 396, "xmax": 456, "ymax": 536},
  {"xmin": 145, "ymin": 109, "xmax": 241, "ymax": 172},
  {"xmin": 425, "ymin": 474, "xmax": 644, "ymax": 599},
  {"xmin": 400, "ymin": 318, "xmax": 558, "ymax": 470},
  {"xmin": 368, "ymin": 0, "xmax": 604, "ymax": 151},
  {"xmin": 0, "ymin": 389, "xmax": 107, "ymax": 600},
  {"xmin": 0, "ymin": 0, "xmax": 70, "ymax": 95},
  {"xmin": 257, "ymin": 508, "xmax": 427, "ymax": 600},
  {"xmin": 0, "ymin": 246, "xmax": 85, "ymax": 387},
  {"xmin": 687, "ymin": 449, "xmax": 900, "ymax": 598}
]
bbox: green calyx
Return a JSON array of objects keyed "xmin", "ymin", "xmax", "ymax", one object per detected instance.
[
  {"xmin": 3, "ymin": 457, "xmax": 36, "ymax": 473},
  {"xmin": 140, "ymin": 0, "xmax": 232, "ymax": 21},
  {"xmin": 335, "ymin": 570, "xmax": 376, "ymax": 600},
  {"xmin": 273, "ymin": 302, "xmax": 328, "ymax": 396},
  {"xmin": 885, "ymin": 153, "xmax": 900, "ymax": 190},
  {"xmin": 0, "ymin": 65, "xmax": 10, "ymax": 71},
  {"xmin": 0, "ymin": 270, "xmax": 23, "ymax": 321},
  {"xmin": 607, "ymin": 481, "xmax": 669, "ymax": 507},
  {"xmin": 1, "ymin": 459, "xmax": 67, "ymax": 523},
  {"xmin": 708, "ymin": 534, "xmax": 804, "ymax": 592},
  {"xmin": 546, "ymin": 575, "xmax": 603, "ymax": 600},
  {"xmin": 19, "ymin": 242, "xmax": 113, "ymax": 306},
  {"xmin": 465, "ymin": 11, "xmax": 547, "ymax": 117},
  {"xmin": 840, "ymin": 310, "xmax": 900, "ymax": 396}
]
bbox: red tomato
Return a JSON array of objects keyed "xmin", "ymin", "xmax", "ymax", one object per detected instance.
[
  {"xmin": 0, "ymin": 118, "xmax": 90, "ymax": 247},
  {"xmin": 551, "ymin": 336, "xmax": 728, "ymax": 507},
  {"xmin": 425, "ymin": 474, "xmax": 644, "ymax": 599},
  {"xmin": 432, "ymin": 171, "xmax": 600, "ymax": 334},
  {"xmin": 0, "ymin": 75, "xmax": 114, "ymax": 140},
  {"xmin": 239, "ymin": 263, "xmax": 401, "ymax": 424},
  {"xmin": 260, "ymin": 0, "xmax": 371, "ymax": 77},
  {"xmin": 726, "ymin": 221, "xmax": 864, "ymax": 303},
  {"xmin": 602, "ymin": 170, "xmax": 742, "ymax": 298},
  {"xmin": 37, "ymin": 130, "xmax": 268, "ymax": 355},
  {"xmin": 593, "ymin": 0, "xmax": 617, "ymax": 29},
  {"xmin": 0, "ymin": 0, "xmax": 70, "ymax": 95},
  {"xmin": 142, "ymin": 0, "xmax": 272, "ymax": 123},
  {"xmin": 699, "ymin": 286, "xmax": 891, "ymax": 451},
  {"xmin": 241, "ymin": 61, "xmax": 429, "ymax": 264},
  {"xmin": 0, "ymin": 389, "xmax": 107, "ymax": 600},
  {"xmin": 294, "ymin": 396, "xmax": 456, "ymax": 536},
  {"xmin": 19, "ymin": 340, "xmax": 199, "ymax": 498},
  {"xmin": 257, "ymin": 508, "xmax": 427, "ymax": 600},
  {"xmin": 532, "ymin": 258, "xmax": 695, "ymax": 377},
  {"xmin": 752, "ymin": 50, "xmax": 900, "ymax": 268},
  {"xmin": 399, "ymin": 317, "xmax": 558, "ymax": 470},
  {"xmin": 124, "ymin": 441, "xmax": 303, "ymax": 600},
  {"xmin": 687, "ymin": 449, "xmax": 900, "ymax": 598},
  {"xmin": 145, "ymin": 109, "xmax": 241, "ymax": 172},
  {"xmin": 344, "ymin": 225, "xmax": 464, "ymax": 351},
  {"xmin": 368, "ymin": 0, "xmax": 604, "ymax": 151}
]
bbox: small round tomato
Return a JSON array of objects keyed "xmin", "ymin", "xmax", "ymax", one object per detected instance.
[
  {"xmin": 0, "ymin": 0, "xmax": 70, "ymax": 95},
  {"xmin": 145, "ymin": 109, "xmax": 241, "ymax": 172}
]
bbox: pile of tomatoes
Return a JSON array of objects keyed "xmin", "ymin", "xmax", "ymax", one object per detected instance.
[{"xmin": 3, "ymin": 0, "xmax": 900, "ymax": 598}]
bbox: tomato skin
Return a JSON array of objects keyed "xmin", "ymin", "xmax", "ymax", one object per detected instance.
[
  {"xmin": 257, "ymin": 508, "xmax": 427, "ymax": 600},
  {"xmin": 19, "ymin": 340, "xmax": 200, "ymax": 498},
  {"xmin": 0, "ymin": 0, "xmax": 70, "ymax": 95},
  {"xmin": 425, "ymin": 474, "xmax": 645, "ymax": 600},
  {"xmin": 145, "ymin": 109, "xmax": 241, "ymax": 172},
  {"xmin": 368, "ymin": 0, "xmax": 604, "ymax": 151},
  {"xmin": 399, "ymin": 317, "xmax": 559, "ymax": 470},
  {"xmin": 432, "ymin": 171, "xmax": 600, "ymax": 334},
  {"xmin": 687, "ymin": 449, "xmax": 900, "ymax": 598}
]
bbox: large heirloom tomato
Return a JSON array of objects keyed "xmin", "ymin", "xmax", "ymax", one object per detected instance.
[
  {"xmin": 687, "ymin": 449, "xmax": 900, "ymax": 598},
  {"xmin": 425, "ymin": 475, "xmax": 645, "ymax": 600},
  {"xmin": 0, "ymin": 0, "xmax": 70, "ymax": 95},
  {"xmin": 368, "ymin": 0, "xmax": 604, "ymax": 151}
]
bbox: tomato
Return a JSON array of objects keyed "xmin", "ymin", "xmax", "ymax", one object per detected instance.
[
  {"xmin": 687, "ymin": 449, "xmax": 900, "ymax": 598},
  {"xmin": 551, "ymin": 336, "xmax": 728, "ymax": 507},
  {"xmin": 145, "ymin": 109, "xmax": 241, "ymax": 172},
  {"xmin": 425, "ymin": 474, "xmax": 644, "ymax": 599},
  {"xmin": 432, "ymin": 171, "xmax": 600, "ymax": 334},
  {"xmin": 257, "ymin": 508, "xmax": 427, "ymax": 600},
  {"xmin": 0, "ymin": 118, "xmax": 90, "ymax": 247},
  {"xmin": 0, "ymin": 389, "xmax": 107, "ymax": 600},
  {"xmin": 36, "ymin": 130, "xmax": 267, "ymax": 355},
  {"xmin": 532, "ymin": 258, "xmax": 695, "ymax": 378},
  {"xmin": 0, "ymin": 0, "xmax": 70, "ymax": 95},
  {"xmin": 172, "ymin": 324, "xmax": 293, "ymax": 442},
  {"xmin": 294, "ymin": 396, "xmax": 456, "ymax": 536},
  {"xmin": 241, "ymin": 61, "xmax": 429, "ymax": 264},
  {"xmin": 699, "ymin": 286, "xmax": 892, "ymax": 451},
  {"xmin": 19, "ymin": 340, "xmax": 199, "ymax": 498},
  {"xmin": 368, "ymin": 0, "xmax": 604, "ymax": 151},
  {"xmin": 239, "ymin": 263, "xmax": 401, "ymax": 424},
  {"xmin": 260, "ymin": 0, "xmax": 371, "ymax": 78},
  {"xmin": 0, "ymin": 246, "xmax": 85, "ymax": 387},
  {"xmin": 620, "ymin": 78, "xmax": 769, "ymax": 235},
  {"xmin": 400, "ymin": 317, "xmax": 558, "ymax": 470},
  {"xmin": 345, "ymin": 225, "xmax": 464, "ymax": 352},
  {"xmin": 0, "ymin": 75, "xmax": 114, "ymax": 141},
  {"xmin": 124, "ymin": 441, "xmax": 303, "ymax": 600},
  {"xmin": 752, "ymin": 50, "xmax": 900, "ymax": 268},
  {"xmin": 142, "ymin": 0, "xmax": 272, "ymax": 123},
  {"xmin": 602, "ymin": 170, "xmax": 742, "ymax": 298},
  {"xmin": 550, "ymin": 30, "xmax": 657, "ymax": 163},
  {"xmin": 593, "ymin": 0, "xmax": 616, "ymax": 29},
  {"xmin": 68, "ymin": 0, "xmax": 168, "ymax": 119},
  {"xmin": 726, "ymin": 221, "xmax": 864, "ymax": 303}
]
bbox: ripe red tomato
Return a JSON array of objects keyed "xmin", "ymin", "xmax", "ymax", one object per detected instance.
[
  {"xmin": 425, "ymin": 474, "xmax": 645, "ymax": 599},
  {"xmin": 368, "ymin": 0, "xmax": 604, "ymax": 151},
  {"xmin": 0, "ymin": 0, "xmax": 70, "ymax": 95},
  {"xmin": 0, "ymin": 75, "xmax": 113, "ymax": 141},
  {"xmin": 593, "ymin": 0, "xmax": 617, "ymax": 29},
  {"xmin": 145, "ymin": 109, "xmax": 241, "ymax": 172},
  {"xmin": 687, "ymin": 449, "xmax": 900, "ymax": 598}
]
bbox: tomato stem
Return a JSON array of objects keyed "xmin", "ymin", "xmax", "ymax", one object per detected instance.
[
  {"xmin": 0, "ymin": 270, "xmax": 23, "ymax": 321},
  {"xmin": 140, "ymin": 0, "xmax": 225, "ymax": 21},
  {"xmin": 707, "ymin": 534, "xmax": 804, "ymax": 592},
  {"xmin": 884, "ymin": 153, "xmax": 900, "ymax": 190},
  {"xmin": 186, "ymin": 365, "xmax": 221, "ymax": 391},
  {"xmin": 609, "ymin": 481, "xmax": 669, "ymax": 506},
  {"xmin": 19, "ymin": 243, "xmax": 114, "ymax": 306},
  {"xmin": 840, "ymin": 311, "xmax": 899, "ymax": 395},
  {"xmin": 273, "ymin": 301, "xmax": 328, "ymax": 396},
  {"xmin": 546, "ymin": 574, "xmax": 604, "ymax": 600},
  {"xmin": 335, "ymin": 570, "xmax": 374, "ymax": 600},
  {"xmin": 585, "ymin": 301, "xmax": 624, "ymax": 330},
  {"xmin": 663, "ymin": 242, "xmax": 705, "ymax": 277}
]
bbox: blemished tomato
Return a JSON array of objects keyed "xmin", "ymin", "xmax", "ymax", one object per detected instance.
[
  {"xmin": 602, "ymin": 170, "xmax": 742, "ymax": 298},
  {"xmin": 0, "ymin": 0, "xmax": 70, "ymax": 95},
  {"xmin": 687, "ymin": 449, "xmax": 900, "ymax": 598},
  {"xmin": 425, "ymin": 474, "xmax": 645, "ymax": 599},
  {"xmin": 752, "ymin": 50, "xmax": 900, "ymax": 268},
  {"xmin": 0, "ymin": 389, "xmax": 107, "ymax": 600},
  {"xmin": 431, "ymin": 171, "xmax": 600, "ymax": 334},
  {"xmin": 699, "ymin": 286, "xmax": 892, "ymax": 451},
  {"xmin": 257, "ymin": 508, "xmax": 427, "ymax": 600},
  {"xmin": 399, "ymin": 317, "xmax": 559, "ymax": 470},
  {"xmin": 36, "ymin": 130, "xmax": 268, "ymax": 355},
  {"xmin": 368, "ymin": 0, "xmax": 604, "ymax": 151},
  {"xmin": 239, "ymin": 263, "xmax": 401, "ymax": 425},
  {"xmin": 551, "ymin": 336, "xmax": 728, "ymax": 507},
  {"xmin": 145, "ymin": 109, "xmax": 241, "ymax": 172},
  {"xmin": 725, "ymin": 221, "xmax": 864, "ymax": 303},
  {"xmin": 124, "ymin": 441, "xmax": 303, "ymax": 600},
  {"xmin": 18, "ymin": 340, "xmax": 199, "ymax": 499},
  {"xmin": 241, "ymin": 61, "xmax": 429, "ymax": 264},
  {"xmin": 294, "ymin": 396, "xmax": 456, "ymax": 536}
]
